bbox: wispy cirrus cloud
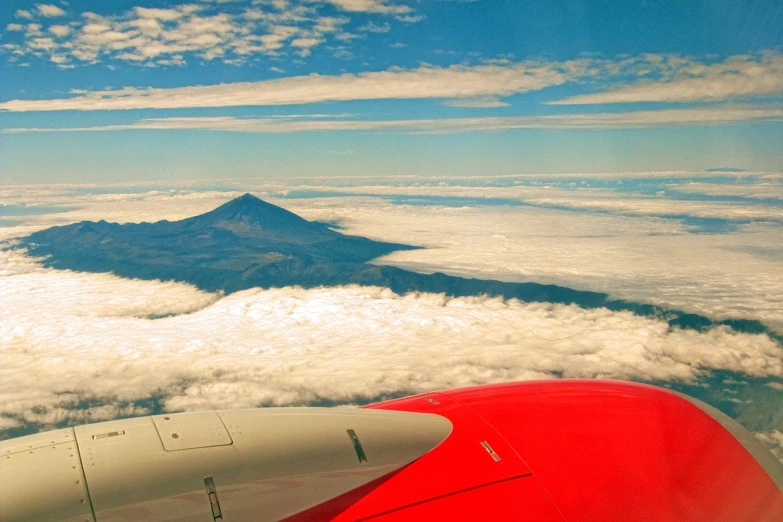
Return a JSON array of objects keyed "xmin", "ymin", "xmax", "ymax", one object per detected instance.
[
  {"xmin": 668, "ymin": 181, "xmax": 783, "ymax": 201},
  {"xmin": 4, "ymin": 105, "xmax": 782, "ymax": 133},
  {"xmin": 551, "ymin": 52, "xmax": 783, "ymax": 104},
  {"xmin": 0, "ymin": 61, "xmax": 580, "ymax": 110},
  {"xmin": 443, "ymin": 97, "xmax": 510, "ymax": 108},
  {"xmin": 1, "ymin": 51, "xmax": 781, "ymax": 108},
  {"xmin": 357, "ymin": 20, "xmax": 390, "ymax": 32}
]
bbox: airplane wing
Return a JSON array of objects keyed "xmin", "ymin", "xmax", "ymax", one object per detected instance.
[{"xmin": 2, "ymin": 380, "xmax": 781, "ymax": 521}]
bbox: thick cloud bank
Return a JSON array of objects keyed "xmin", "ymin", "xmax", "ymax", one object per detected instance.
[
  {"xmin": 757, "ymin": 431, "xmax": 783, "ymax": 461},
  {"xmin": 280, "ymin": 192, "xmax": 783, "ymax": 332},
  {"xmin": 1, "ymin": 247, "xmax": 781, "ymax": 433}
]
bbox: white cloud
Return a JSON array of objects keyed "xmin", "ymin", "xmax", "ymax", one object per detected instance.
[
  {"xmin": 4, "ymin": 105, "xmax": 783, "ymax": 132},
  {"xmin": 134, "ymin": 7, "xmax": 186, "ymax": 21},
  {"xmin": 2, "ymin": 182, "xmax": 783, "ymax": 435},
  {"xmin": 0, "ymin": 250, "xmax": 221, "ymax": 315},
  {"xmin": 0, "ymin": 189, "xmax": 249, "ymax": 231},
  {"xmin": 0, "ymin": 417, "xmax": 21, "ymax": 430},
  {"xmin": 756, "ymin": 430, "xmax": 783, "ymax": 463},
  {"xmin": 395, "ymin": 14, "xmax": 425, "ymax": 23},
  {"xmin": 2, "ymin": 0, "xmax": 419, "ymax": 67},
  {"xmin": 444, "ymin": 97, "xmax": 510, "ymax": 108},
  {"xmin": 3, "ymin": 50, "xmax": 781, "ymax": 108},
  {"xmin": 0, "ymin": 61, "xmax": 577, "ymax": 111},
  {"xmin": 267, "ymin": 188, "xmax": 783, "ymax": 331},
  {"xmin": 290, "ymin": 36, "xmax": 323, "ymax": 56},
  {"xmin": 499, "ymin": 189, "xmax": 783, "ymax": 221},
  {"xmin": 313, "ymin": 15, "xmax": 349, "ymax": 32},
  {"xmin": 48, "ymin": 24, "xmax": 71, "ymax": 37},
  {"xmin": 5, "ymin": 179, "xmax": 783, "ymax": 334},
  {"xmin": 330, "ymin": 45, "xmax": 353, "ymax": 59},
  {"xmin": 358, "ymin": 21, "xmax": 390, "ymax": 33},
  {"xmin": 27, "ymin": 36, "xmax": 57, "ymax": 51},
  {"xmin": 317, "ymin": 0, "xmax": 411, "ymax": 15},
  {"xmin": 764, "ymin": 382, "xmax": 783, "ymax": 391},
  {"xmin": 668, "ymin": 181, "xmax": 783, "ymax": 201},
  {"xmin": 35, "ymin": 4, "xmax": 66, "ymax": 17},
  {"xmin": 551, "ymin": 52, "xmax": 783, "ymax": 104},
  {"xmin": 335, "ymin": 31, "xmax": 361, "ymax": 41},
  {"xmin": 25, "ymin": 24, "xmax": 43, "ymax": 35},
  {"xmin": 1, "ymin": 244, "xmax": 781, "ymax": 432},
  {"xmin": 6, "ymin": 24, "xmax": 25, "ymax": 31}
]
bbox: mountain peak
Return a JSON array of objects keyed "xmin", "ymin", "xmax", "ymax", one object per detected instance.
[
  {"xmin": 218, "ymin": 192, "xmax": 277, "ymax": 213},
  {"xmin": 237, "ymin": 192, "xmax": 260, "ymax": 201},
  {"xmin": 185, "ymin": 193, "xmax": 317, "ymax": 233}
]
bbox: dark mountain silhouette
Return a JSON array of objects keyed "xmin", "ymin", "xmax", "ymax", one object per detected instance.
[
  {"xmin": 180, "ymin": 193, "xmax": 324, "ymax": 235},
  {"xmin": 17, "ymin": 194, "xmax": 779, "ymax": 340}
]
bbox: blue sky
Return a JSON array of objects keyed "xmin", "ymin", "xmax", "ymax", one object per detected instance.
[{"xmin": 1, "ymin": 0, "xmax": 782, "ymax": 182}]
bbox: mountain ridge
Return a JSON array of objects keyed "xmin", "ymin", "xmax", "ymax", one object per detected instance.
[{"xmin": 178, "ymin": 193, "xmax": 323, "ymax": 234}]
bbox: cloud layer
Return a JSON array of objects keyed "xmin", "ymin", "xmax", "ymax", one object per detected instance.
[
  {"xmin": 4, "ymin": 176, "xmax": 782, "ymax": 336},
  {"xmin": 552, "ymin": 52, "xmax": 783, "ymax": 105},
  {"xmin": 4, "ymin": 177, "xmax": 782, "ymax": 337},
  {"xmin": 2, "ymin": 52, "xmax": 781, "ymax": 111},
  {"xmin": 1, "ymin": 246, "xmax": 781, "ymax": 433},
  {"xmin": 2, "ymin": 0, "xmax": 420, "ymax": 68},
  {"xmin": 757, "ymin": 430, "xmax": 783, "ymax": 462},
  {"xmin": 2, "ymin": 180, "xmax": 782, "ymax": 439},
  {"xmin": 0, "ymin": 61, "xmax": 576, "ymax": 111},
  {"xmin": 668, "ymin": 181, "xmax": 783, "ymax": 201},
  {"xmin": 4, "ymin": 105, "xmax": 783, "ymax": 133},
  {"xmin": 269, "ymin": 183, "xmax": 783, "ymax": 331}
]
